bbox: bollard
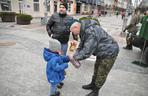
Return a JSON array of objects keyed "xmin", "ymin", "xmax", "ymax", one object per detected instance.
[{"xmin": 41, "ymin": 17, "xmax": 47, "ymax": 25}]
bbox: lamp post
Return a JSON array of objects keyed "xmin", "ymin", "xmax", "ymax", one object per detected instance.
[
  {"xmin": 41, "ymin": 0, "xmax": 49, "ymax": 25},
  {"xmin": 44, "ymin": 0, "xmax": 48, "ymax": 23}
]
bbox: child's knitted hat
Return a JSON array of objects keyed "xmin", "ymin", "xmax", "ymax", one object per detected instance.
[{"xmin": 49, "ymin": 38, "xmax": 61, "ymax": 52}]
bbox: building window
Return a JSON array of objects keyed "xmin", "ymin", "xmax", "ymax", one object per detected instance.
[
  {"xmin": 1, "ymin": 0, "xmax": 11, "ymax": 11},
  {"xmin": 33, "ymin": 0, "xmax": 39, "ymax": 11},
  {"xmin": 34, "ymin": 0, "xmax": 39, "ymax": 2},
  {"xmin": 68, "ymin": 1, "xmax": 73, "ymax": 12},
  {"xmin": 54, "ymin": 1, "xmax": 57, "ymax": 12},
  {"xmin": 68, "ymin": 3, "xmax": 71, "ymax": 12}
]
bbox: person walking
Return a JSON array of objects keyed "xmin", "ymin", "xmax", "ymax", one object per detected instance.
[{"xmin": 123, "ymin": 8, "xmax": 141, "ymax": 50}]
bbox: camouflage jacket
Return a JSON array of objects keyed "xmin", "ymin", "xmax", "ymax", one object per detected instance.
[
  {"xmin": 125, "ymin": 14, "xmax": 141, "ymax": 34},
  {"xmin": 73, "ymin": 20, "xmax": 119, "ymax": 60}
]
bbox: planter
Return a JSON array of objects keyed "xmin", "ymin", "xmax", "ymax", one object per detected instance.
[
  {"xmin": 16, "ymin": 14, "xmax": 33, "ymax": 25},
  {"xmin": 0, "ymin": 12, "xmax": 16, "ymax": 22},
  {"xmin": 16, "ymin": 17, "xmax": 31, "ymax": 25}
]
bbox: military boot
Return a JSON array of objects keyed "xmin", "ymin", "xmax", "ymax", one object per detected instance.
[
  {"xmin": 82, "ymin": 76, "xmax": 95, "ymax": 90},
  {"xmin": 86, "ymin": 86, "xmax": 99, "ymax": 96},
  {"xmin": 123, "ymin": 45, "xmax": 132, "ymax": 50}
]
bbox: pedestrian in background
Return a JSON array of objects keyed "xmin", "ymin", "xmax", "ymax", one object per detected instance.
[
  {"xmin": 46, "ymin": 2, "xmax": 78, "ymax": 56},
  {"xmin": 123, "ymin": 8, "xmax": 141, "ymax": 50},
  {"xmin": 139, "ymin": 8, "xmax": 148, "ymax": 41},
  {"xmin": 115, "ymin": 10, "xmax": 119, "ymax": 18},
  {"xmin": 68, "ymin": 19, "xmax": 119, "ymax": 96},
  {"xmin": 121, "ymin": 10, "xmax": 125, "ymax": 19}
]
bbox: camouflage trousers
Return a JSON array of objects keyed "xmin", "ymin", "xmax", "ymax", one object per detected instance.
[{"xmin": 93, "ymin": 56, "xmax": 116, "ymax": 89}]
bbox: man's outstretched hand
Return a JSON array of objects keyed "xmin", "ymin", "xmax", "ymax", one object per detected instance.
[{"xmin": 69, "ymin": 55, "xmax": 81, "ymax": 68}]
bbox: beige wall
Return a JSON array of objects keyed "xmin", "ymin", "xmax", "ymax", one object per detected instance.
[
  {"xmin": 28, "ymin": 0, "xmax": 44, "ymax": 17},
  {"xmin": 9, "ymin": 0, "xmax": 43, "ymax": 17},
  {"xmin": 1, "ymin": 0, "xmax": 76, "ymax": 17},
  {"xmin": 2, "ymin": 0, "xmax": 101, "ymax": 17},
  {"xmin": 11, "ymin": 0, "xmax": 19, "ymax": 13}
]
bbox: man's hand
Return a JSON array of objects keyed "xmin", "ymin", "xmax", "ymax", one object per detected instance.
[
  {"xmin": 71, "ymin": 40, "xmax": 77, "ymax": 45},
  {"xmin": 69, "ymin": 55, "xmax": 81, "ymax": 68}
]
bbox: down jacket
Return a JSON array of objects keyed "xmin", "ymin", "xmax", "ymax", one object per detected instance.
[
  {"xmin": 73, "ymin": 20, "xmax": 119, "ymax": 60},
  {"xmin": 43, "ymin": 48, "xmax": 69, "ymax": 85},
  {"xmin": 46, "ymin": 13, "xmax": 73, "ymax": 44}
]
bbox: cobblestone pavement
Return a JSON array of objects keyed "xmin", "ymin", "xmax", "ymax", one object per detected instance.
[{"xmin": 0, "ymin": 15, "xmax": 148, "ymax": 96}]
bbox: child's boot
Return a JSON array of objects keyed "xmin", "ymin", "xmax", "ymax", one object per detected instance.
[
  {"xmin": 50, "ymin": 91, "xmax": 60, "ymax": 96},
  {"xmin": 57, "ymin": 82, "xmax": 64, "ymax": 89}
]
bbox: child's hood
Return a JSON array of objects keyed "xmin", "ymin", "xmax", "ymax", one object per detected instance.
[{"xmin": 43, "ymin": 48, "xmax": 59, "ymax": 62}]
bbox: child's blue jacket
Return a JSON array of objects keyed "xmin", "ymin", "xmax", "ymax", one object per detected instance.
[{"xmin": 43, "ymin": 48, "xmax": 69, "ymax": 85}]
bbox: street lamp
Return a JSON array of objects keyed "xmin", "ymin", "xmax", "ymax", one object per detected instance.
[{"xmin": 41, "ymin": 0, "xmax": 50, "ymax": 25}]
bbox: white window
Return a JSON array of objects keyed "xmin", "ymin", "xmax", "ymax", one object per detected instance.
[
  {"xmin": 68, "ymin": 1, "xmax": 73, "ymax": 12},
  {"xmin": 1, "ymin": 0, "xmax": 11, "ymax": 11},
  {"xmin": 34, "ymin": 0, "xmax": 39, "ymax": 12}
]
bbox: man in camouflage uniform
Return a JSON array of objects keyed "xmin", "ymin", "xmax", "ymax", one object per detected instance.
[
  {"xmin": 68, "ymin": 19, "xmax": 119, "ymax": 96},
  {"xmin": 123, "ymin": 8, "xmax": 141, "ymax": 50}
]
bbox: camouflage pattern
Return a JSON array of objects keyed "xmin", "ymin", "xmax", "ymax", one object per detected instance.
[
  {"xmin": 124, "ymin": 13, "xmax": 141, "ymax": 48},
  {"xmin": 126, "ymin": 33, "xmax": 133, "ymax": 48},
  {"xmin": 93, "ymin": 57, "xmax": 116, "ymax": 89},
  {"xmin": 125, "ymin": 13, "xmax": 140, "ymax": 34}
]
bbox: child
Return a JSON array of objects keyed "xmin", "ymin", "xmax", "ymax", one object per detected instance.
[{"xmin": 43, "ymin": 38, "xmax": 80, "ymax": 96}]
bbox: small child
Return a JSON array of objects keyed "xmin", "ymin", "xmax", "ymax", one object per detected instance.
[{"xmin": 43, "ymin": 38, "xmax": 70, "ymax": 96}]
